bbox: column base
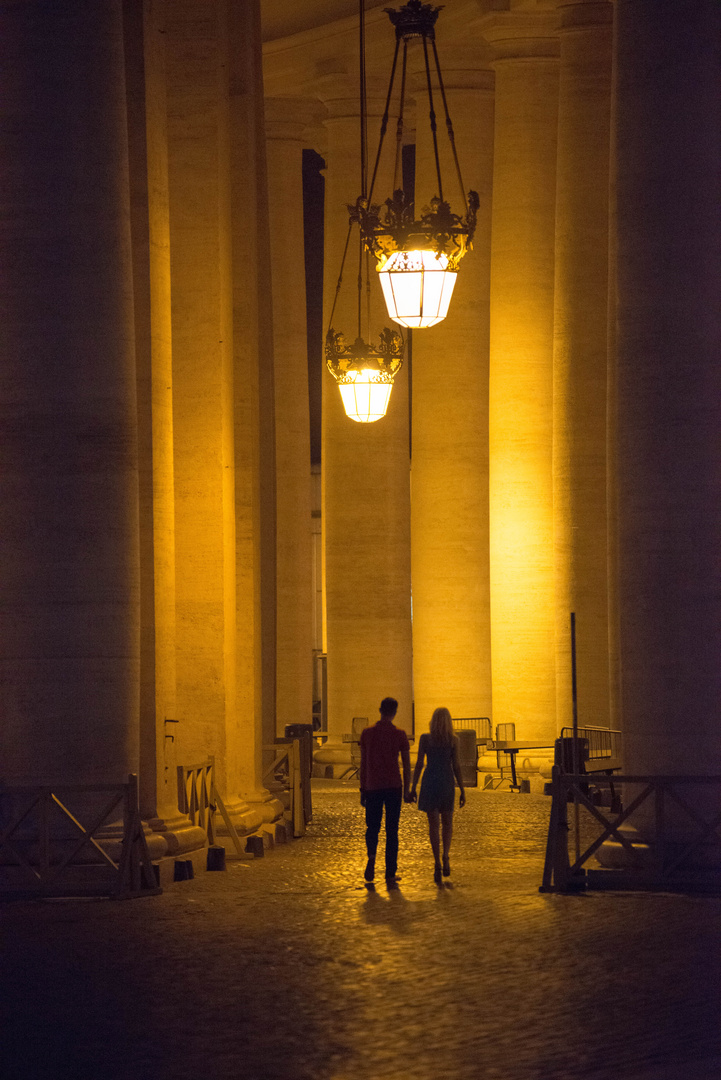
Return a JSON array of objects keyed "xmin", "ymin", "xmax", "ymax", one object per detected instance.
[
  {"xmin": 145, "ymin": 812, "xmax": 208, "ymax": 857},
  {"xmin": 242, "ymin": 788, "xmax": 285, "ymax": 824},
  {"xmin": 312, "ymin": 744, "xmax": 351, "ymax": 778},
  {"xmin": 214, "ymin": 796, "xmax": 265, "ymax": 838}
]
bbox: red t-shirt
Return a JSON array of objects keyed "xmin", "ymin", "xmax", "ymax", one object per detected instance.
[{"xmin": 360, "ymin": 719, "xmax": 410, "ymax": 791}]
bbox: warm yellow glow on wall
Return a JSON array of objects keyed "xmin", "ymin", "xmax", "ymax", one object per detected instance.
[
  {"xmin": 337, "ymin": 368, "xmax": 394, "ymax": 422},
  {"xmin": 378, "ymin": 249, "xmax": 458, "ymax": 328}
]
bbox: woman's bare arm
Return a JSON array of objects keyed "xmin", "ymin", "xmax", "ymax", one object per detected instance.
[
  {"xmin": 410, "ymin": 734, "xmax": 427, "ymax": 798},
  {"xmin": 451, "ymin": 737, "xmax": 466, "ymax": 807}
]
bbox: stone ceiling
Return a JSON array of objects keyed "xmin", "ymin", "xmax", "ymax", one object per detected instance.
[{"xmin": 261, "ymin": 1, "xmax": 391, "ymax": 44}]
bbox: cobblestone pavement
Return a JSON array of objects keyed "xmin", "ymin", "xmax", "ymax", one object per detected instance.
[{"xmin": 2, "ymin": 780, "xmax": 721, "ymax": 1080}]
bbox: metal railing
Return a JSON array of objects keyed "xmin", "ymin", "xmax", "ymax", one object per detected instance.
[
  {"xmin": 559, "ymin": 726, "xmax": 622, "ymax": 771},
  {"xmin": 540, "ymin": 768, "xmax": 721, "ymax": 894},
  {"xmin": 452, "ymin": 717, "xmax": 492, "ymax": 741},
  {"xmin": 0, "ymin": 774, "xmax": 161, "ymax": 899}
]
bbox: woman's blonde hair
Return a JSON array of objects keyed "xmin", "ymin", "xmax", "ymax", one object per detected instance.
[{"xmin": 429, "ymin": 707, "xmax": 454, "ymax": 745}]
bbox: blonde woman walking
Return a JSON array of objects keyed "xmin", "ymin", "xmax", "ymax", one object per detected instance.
[{"xmin": 409, "ymin": 707, "xmax": 466, "ymax": 884}]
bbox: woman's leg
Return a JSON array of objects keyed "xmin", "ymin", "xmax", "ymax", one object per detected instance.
[
  {"xmin": 441, "ymin": 810, "xmax": 454, "ymax": 871},
  {"xmin": 426, "ymin": 810, "xmax": 441, "ymax": 865}
]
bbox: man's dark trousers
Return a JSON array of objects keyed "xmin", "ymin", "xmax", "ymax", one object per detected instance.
[{"xmin": 365, "ymin": 788, "xmax": 402, "ymax": 878}]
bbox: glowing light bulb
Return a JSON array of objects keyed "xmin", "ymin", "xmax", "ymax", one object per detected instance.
[
  {"xmin": 377, "ymin": 249, "xmax": 458, "ymax": 329},
  {"xmin": 337, "ymin": 368, "xmax": 394, "ymax": 423}
]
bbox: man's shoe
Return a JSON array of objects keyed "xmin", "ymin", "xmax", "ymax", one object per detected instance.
[{"xmin": 364, "ymin": 859, "xmax": 375, "ymax": 882}]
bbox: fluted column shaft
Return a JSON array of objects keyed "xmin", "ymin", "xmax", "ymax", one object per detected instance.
[
  {"xmin": 483, "ymin": 14, "xmax": 559, "ymax": 741},
  {"xmin": 552, "ymin": 0, "xmax": 613, "ymax": 730},
  {"xmin": 265, "ymin": 98, "xmax": 315, "ymax": 737},
  {"xmin": 614, "ymin": 0, "xmax": 721, "ymax": 775},
  {"xmin": 411, "ymin": 57, "xmax": 495, "ymax": 734},
  {"xmin": 229, "ymin": 1, "xmax": 281, "ymax": 822},
  {"xmin": 165, "ymin": 0, "xmax": 239, "ymax": 801},
  {"xmin": 0, "ymin": 0, "xmax": 140, "ymax": 783},
  {"xmin": 319, "ymin": 77, "xmax": 413, "ymax": 738},
  {"xmin": 124, "ymin": 0, "xmax": 179, "ymax": 824}
]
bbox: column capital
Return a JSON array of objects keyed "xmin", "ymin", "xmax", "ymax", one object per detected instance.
[
  {"xmin": 264, "ymin": 95, "xmax": 327, "ymax": 142},
  {"xmin": 310, "ymin": 71, "xmax": 390, "ymax": 122},
  {"xmin": 557, "ymin": 0, "xmax": 613, "ymax": 33},
  {"xmin": 404, "ymin": 39, "xmax": 494, "ymax": 107},
  {"xmin": 476, "ymin": 10, "xmax": 559, "ymax": 62},
  {"xmin": 409, "ymin": 64, "xmax": 495, "ymax": 95}
]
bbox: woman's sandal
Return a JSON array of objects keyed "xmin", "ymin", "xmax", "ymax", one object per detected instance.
[
  {"xmin": 434, "ymin": 862, "xmax": 442, "ymax": 885},
  {"xmin": 442, "ymin": 856, "xmax": 451, "ymax": 877}
]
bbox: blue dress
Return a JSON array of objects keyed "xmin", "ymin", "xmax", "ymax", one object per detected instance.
[{"xmin": 417, "ymin": 734, "xmax": 457, "ymax": 813}]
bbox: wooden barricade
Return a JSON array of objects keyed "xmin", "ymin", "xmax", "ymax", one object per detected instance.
[
  {"xmin": 540, "ymin": 767, "xmax": 721, "ymax": 894},
  {"xmin": 0, "ymin": 774, "xmax": 161, "ymax": 900},
  {"xmin": 177, "ymin": 757, "xmax": 247, "ymax": 857},
  {"xmin": 262, "ymin": 738, "xmax": 309, "ymax": 837}
]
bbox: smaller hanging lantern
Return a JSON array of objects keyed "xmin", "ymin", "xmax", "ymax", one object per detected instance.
[{"xmin": 326, "ymin": 327, "xmax": 404, "ymax": 423}]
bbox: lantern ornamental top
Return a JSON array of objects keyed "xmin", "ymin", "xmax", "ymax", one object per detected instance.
[{"xmin": 384, "ymin": 1, "xmax": 443, "ymax": 41}]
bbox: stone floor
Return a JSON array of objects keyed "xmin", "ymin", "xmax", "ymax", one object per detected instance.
[{"xmin": 2, "ymin": 779, "xmax": 720, "ymax": 1080}]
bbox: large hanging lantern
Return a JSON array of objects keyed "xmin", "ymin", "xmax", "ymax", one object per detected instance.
[
  {"xmin": 357, "ymin": 0, "xmax": 479, "ymax": 329},
  {"xmin": 326, "ymin": 328, "xmax": 404, "ymax": 423}
]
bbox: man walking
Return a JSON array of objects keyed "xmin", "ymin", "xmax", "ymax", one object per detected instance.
[{"xmin": 359, "ymin": 697, "xmax": 411, "ymax": 884}]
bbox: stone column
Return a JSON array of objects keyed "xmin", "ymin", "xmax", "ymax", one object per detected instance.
[
  {"xmin": 552, "ymin": 0, "xmax": 613, "ymax": 731},
  {"xmin": 481, "ymin": 10, "xmax": 559, "ymax": 742},
  {"xmin": 124, "ymin": 0, "xmax": 175, "ymax": 819},
  {"xmin": 410, "ymin": 51, "xmax": 495, "ymax": 735},
  {"xmin": 265, "ymin": 97, "xmax": 316, "ymax": 737},
  {"xmin": 606, "ymin": 16, "xmax": 621, "ymax": 734},
  {"xmin": 614, "ymin": 0, "xmax": 721, "ymax": 778},
  {"xmin": 318, "ymin": 74, "xmax": 413, "ymax": 746},
  {"xmin": 166, "ymin": 0, "xmax": 262, "ymax": 835},
  {"xmin": 228, "ymin": 0, "xmax": 283, "ymax": 828},
  {"xmin": 0, "ymin": 1, "xmax": 140, "ymax": 784}
]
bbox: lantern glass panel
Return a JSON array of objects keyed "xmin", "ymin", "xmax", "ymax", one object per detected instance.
[
  {"xmin": 338, "ymin": 369, "xmax": 394, "ymax": 423},
  {"xmin": 378, "ymin": 249, "xmax": 458, "ymax": 329}
]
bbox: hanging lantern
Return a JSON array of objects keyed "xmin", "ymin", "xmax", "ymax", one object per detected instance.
[
  {"xmin": 323, "ymin": 0, "xmax": 407, "ymax": 424},
  {"xmin": 326, "ymin": 327, "xmax": 404, "ymax": 423},
  {"xmin": 357, "ymin": 0, "xmax": 479, "ymax": 329}
]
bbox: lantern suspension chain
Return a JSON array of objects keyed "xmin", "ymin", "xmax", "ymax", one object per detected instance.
[
  {"xmin": 421, "ymin": 33, "xmax": 443, "ymax": 203},
  {"xmin": 393, "ymin": 41, "xmax": 409, "ymax": 194},
  {"xmin": 367, "ymin": 37, "xmax": 401, "ymax": 207},
  {"xmin": 431, "ymin": 38, "xmax": 468, "ymax": 212},
  {"xmin": 325, "ymin": 219, "xmax": 354, "ymax": 338},
  {"xmin": 357, "ymin": 229, "xmax": 364, "ymax": 338},
  {"xmin": 359, "ymin": 0, "xmax": 368, "ymax": 198},
  {"xmin": 359, "ymin": 0, "xmax": 369, "ymax": 338}
]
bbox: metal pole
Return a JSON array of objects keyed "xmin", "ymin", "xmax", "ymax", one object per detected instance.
[{"xmin": 571, "ymin": 612, "xmax": 581, "ymax": 862}]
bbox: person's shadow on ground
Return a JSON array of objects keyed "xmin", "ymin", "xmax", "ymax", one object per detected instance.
[{"xmin": 360, "ymin": 882, "xmax": 442, "ymax": 935}]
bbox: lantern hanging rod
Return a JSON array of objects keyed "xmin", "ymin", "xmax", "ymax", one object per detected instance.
[
  {"xmin": 430, "ymin": 34, "xmax": 467, "ymax": 212},
  {"xmin": 359, "ymin": 0, "xmax": 368, "ymax": 199},
  {"xmin": 365, "ymin": 0, "xmax": 468, "ymax": 214},
  {"xmin": 421, "ymin": 31, "xmax": 444, "ymax": 202},
  {"xmin": 325, "ymin": 218, "xmax": 354, "ymax": 338}
]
